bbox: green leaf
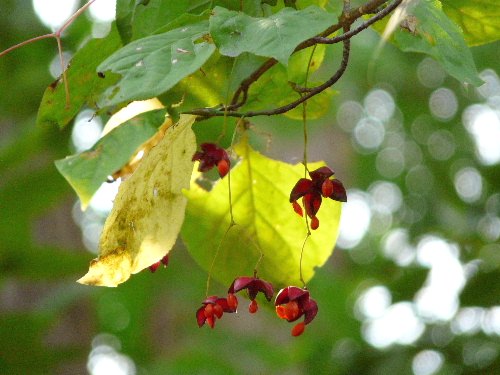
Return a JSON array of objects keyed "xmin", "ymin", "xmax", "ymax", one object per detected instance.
[
  {"xmin": 393, "ymin": 0, "xmax": 482, "ymax": 86},
  {"xmin": 287, "ymin": 44, "xmax": 326, "ymax": 84},
  {"xmin": 78, "ymin": 115, "xmax": 197, "ymax": 287},
  {"xmin": 36, "ymin": 27, "xmax": 122, "ymax": 129},
  {"xmin": 441, "ymin": 0, "xmax": 500, "ymax": 46},
  {"xmin": 209, "ymin": 6, "xmax": 335, "ymax": 65},
  {"xmin": 97, "ymin": 21, "xmax": 216, "ymax": 107},
  {"xmin": 126, "ymin": 0, "xmax": 193, "ymax": 40},
  {"xmin": 182, "ymin": 137, "xmax": 342, "ymax": 288},
  {"xmin": 55, "ymin": 108, "xmax": 169, "ymax": 210},
  {"xmin": 116, "ymin": 0, "xmax": 136, "ymax": 43},
  {"xmin": 245, "ymin": 59, "xmax": 332, "ymax": 119}
]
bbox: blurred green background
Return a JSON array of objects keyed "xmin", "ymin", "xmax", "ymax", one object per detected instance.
[{"xmin": 1, "ymin": 1, "xmax": 499, "ymax": 374}]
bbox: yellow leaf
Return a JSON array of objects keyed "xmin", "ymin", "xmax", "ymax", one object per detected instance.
[{"xmin": 78, "ymin": 115, "xmax": 197, "ymax": 287}]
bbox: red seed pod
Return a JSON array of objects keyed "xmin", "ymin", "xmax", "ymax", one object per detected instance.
[
  {"xmin": 206, "ymin": 315, "xmax": 215, "ymax": 329},
  {"xmin": 149, "ymin": 261, "xmax": 161, "ymax": 273},
  {"xmin": 291, "ymin": 322, "xmax": 305, "ymax": 336},
  {"xmin": 321, "ymin": 179, "xmax": 334, "ymax": 198},
  {"xmin": 217, "ymin": 159, "xmax": 230, "ymax": 178},
  {"xmin": 285, "ymin": 301, "xmax": 300, "ymax": 321},
  {"xmin": 213, "ymin": 303, "xmax": 224, "ymax": 319},
  {"xmin": 292, "ymin": 201, "xmax": 303, "ymax": 217},
  {"xmin": 248, "ymin": 300, "xmax": 258, "ymax": 314},
  {"xmin": 227, "ymin": 293, "xmax": 238, "ymax": 310},
  {"xmin": 204, "ymin": 303, "xmax": 214, "ymax": 318},
  {"xmin": 310, "ymin": 216, "xmax": 319, "ymax": 230}
]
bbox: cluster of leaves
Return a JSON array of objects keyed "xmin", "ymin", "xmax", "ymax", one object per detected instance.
[
  {"xmin": 1, "ymin": 0, "xmax": 500, "ymax": 372},
  {"xmin": 7, "ymin": 0, "xmax": 498, "ymax": 334}
]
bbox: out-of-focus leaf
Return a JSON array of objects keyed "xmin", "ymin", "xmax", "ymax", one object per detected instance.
[
  {"xmin": 55, "ymin": 109, "xmax": 169, "ymax": 210},
  {"xmin": 98, "ymin": 22, "xmax": 215, "ymax": 107},
  {"xmin": 128, "ymin": 0, "xmax": 200, "ymax": 40},
  {"xmin": 116, "ymin": 0, "xmax": 136, "ymax": 43},
  {"xmin": 182, "ymin": 137, "xmax": 342, "ymax": 288},
  {"xmin": 442, "ymin": 0, "xmax": 500, "ymax": 46},
  {"xmin": 78, "ymin": 115, "xmax": 196, "ymax": 287},
  {"xmin": 36, "ymin": 27, "xmax": 122, "ymax": 129},
  {"xmin": 392, "ymin": 0, "xmax": 482, "ymax": 86},
  {"xmin": 460, "ymin": 269, "xmax": 500, "ymax": 307},
  {"xmin": 209, "ymin": 6, "xmax": 335, "ymax": 65}
]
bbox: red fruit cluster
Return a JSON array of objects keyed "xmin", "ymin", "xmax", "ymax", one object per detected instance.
[
  {"xmin": 192, "ymin": 143, "xmax": 230, "ymax": 178},
  {"xmin": 275, "ymin": 286, "xmax": 318, "ymax": 336},
  {"xmin": 148, "ymin": 254, "xmax": 169, "ymax": 273},
  {"xmin": 196, "ymin": 296, "xmax": 237, "ymax": 328},
  {"xmin": 196, "ymin": 276, "xmax": 319, "ymax": 337},
  {"xmin": 290, "ymin": 166, "xmax": 347, "ymax": 230},
  {"xmin": 228, "ymin": 276, "xmax": 274, "ymax": 314}
]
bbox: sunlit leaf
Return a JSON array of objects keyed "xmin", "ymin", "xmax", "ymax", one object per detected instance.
[
  {"xmin": 182, "ymin": 137, "xmax": 342, "ymax": 288},
  {"xmin": 78, "ymin": 115, "xmax": 197, "ymax": 287},
  {"xmin": 36, "ymin": 26, "xmax": 122, "ymax": 129},
  {"xmin": 97, "ymin": 22, "xmax": 216, "ymax": 107},
  {"xmin": 55, "ymin": 109, "xmax": 169, "ymax": 210},
  {"xmin": 441, "ymin": 0, "xmax": 500, "ymax": 46},
  {"xmin": 209, "ymin": 6, "xmax": 335, "ymax": 65},
  {"xmin": 392, "ymin": 0, "xmax": 482, "ymax": 86}
]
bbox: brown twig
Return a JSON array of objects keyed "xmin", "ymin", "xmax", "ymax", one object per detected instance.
[
  {"xmin": 185, "ymin": 0, "xmax": 402, "ymax": 119},
  {"xmin": 185, "ymin": 33, "xmax": 351, "ymax": 119},
  {"xmin": 0, "ymin": 0, "xmax": 97, "ymax": 108}
]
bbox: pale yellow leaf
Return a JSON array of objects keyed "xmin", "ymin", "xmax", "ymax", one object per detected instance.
[{"xmin": 78, "ymin": 115, "xmax": 197, "ymax": 287}]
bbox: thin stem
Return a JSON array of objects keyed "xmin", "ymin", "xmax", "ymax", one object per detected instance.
[
  {"xmin": 57, "ymin": 0, "xmax": 97, "ymax": 36},
  {"xmin": 205, "ymin": 224, "xmax": 234, "ymax": 297},
  {"xmin": 0, "ymin": 0, "xmax": 97, "ymax": 107},
  {"xmin": 311, "ymin": 0, "xmax": 402, "ymax": 45},
  {"xmin": 56, "ymin": 37, "xmax": 70, "ymax": 108},
  {"xmin": 0, "ymin": 34, "xmax": 54, "ymax": 58},
  {"xmin": 185, "ymin": 35, "xmax": 351, "ymax": 119},
  {"xmin": 190, "ymin": 0, "xmax": 399, "ymax": 118},
  {"xmin": 299, "ymin": 232, "xmax": 311, "ymax": 288}
]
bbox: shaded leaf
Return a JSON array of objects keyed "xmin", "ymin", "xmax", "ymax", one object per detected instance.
[
  {"xmin": 442, "ymin": 0, "xmax": 500, "ymax": 46},
  {"xmin": 209, "ymin": 6, "xmax": 335, "ymax": 65},
  {"xmin": 78, "ymin": 115, "xmax": 197, "ymax": 287},
  {"xmin": 97, "ymin": 22, "xmax": 216, "ymax": 107},
  {"xmin": 245, "ymin": 61, "xmax": 332, "ymax": 119},
  {"xmin": 55, "ymin": 109, "xmax": 169, "ymax": 210},
  {"xmin": 182, "ymin": 137, "xmax": 342, "ymax": 288},
  {"xmin": 36, "ymin": 26, "xmax": 122, "ymax": 129},
  {"xmin": 392, "ymin": 0, "xmax": 482, "ymax": 86},
  {"xmin": 116, "ymin": 0, "xmax": 136, "ymax": 43}
]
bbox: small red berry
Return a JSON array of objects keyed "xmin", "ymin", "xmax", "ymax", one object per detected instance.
[
  {"xmin": 149, "ymin": 261, "xmax": 161, "ymax": 273},
  {"xmin": 285, "ymin": 301, "xmax": 300, "ymax": 321},
  {"xmin": 249, "ymin": 300, "xmax": 258, "ymax": 314},
  {"xmin": 204, "ymin": 303, "xmax": 214, "ymax": 318},
  {"xmin": 213, "ymin": 303, "xmax": 224, "ymax": 318},
  {"xmin": 310, "ymin": 216, "xmax": 319, "ymax": 230},
  {"xmin": 292, "ymin": 201, "xmax": 303, "ymax": 217},
  {"xmin": 321, "ymin": 179, "xmax": 334, "ymax": 198},
  {"xmin": 276, "ymin": 305, "xmax": 287, "ymax": 319},
  {"xmin": 192, "ymin": 143, "xmax": 230, "ymax": 178},
  {"xmin": 217, "ymin": 159, "xmax": 230, "ymax": 178},
  {"xmin": 206, "ymin": 315, "xmax": 215, "ymax": 328},
  {"xmin": 227, "ymin": 293, "xmax": 238, "ymax": 310},
  {"xmin": 291, "ymin": 322, "xmax": 305, "ymax": 336}
]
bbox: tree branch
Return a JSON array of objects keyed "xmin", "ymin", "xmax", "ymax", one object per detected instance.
[
  {"xmin": 202, "ymin": 0, "xmax": 401, "ymax": 118},
  {"xmin": 185, "ymin": 32, "xmax": 351, "ymax": 119}
]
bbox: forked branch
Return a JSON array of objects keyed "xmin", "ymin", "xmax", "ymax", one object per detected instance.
[{"xmin": 186, "ymin": 0, "xmax": 403, "ymax": 120}]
